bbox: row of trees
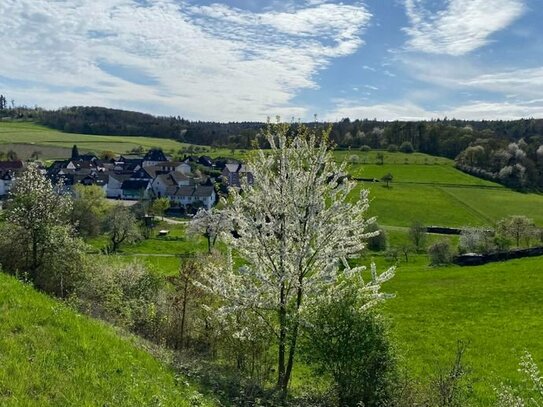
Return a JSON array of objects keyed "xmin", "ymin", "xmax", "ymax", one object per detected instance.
[
  {"xmin": 3, "ymin": 101, "xmax": 543, "ymax": 156},
  {"xmin": 456, "ymin": 139, "xmax": 543, "ymax": 190}
]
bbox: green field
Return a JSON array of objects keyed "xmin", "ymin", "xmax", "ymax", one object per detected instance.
[
  {"xmin": 379, "ymin": 255, "xmax": 543, "ymax": 405},
  {"xmin": 0, "ymin": 272, "xmax": 213, "ymax": 407},
  {"xmin": 0, "ymin": 121, "xmax": 249, "ymax": 159},
  {"xmin": 3, "ymin": 121, "xmax": 543, "ymax": 405}
]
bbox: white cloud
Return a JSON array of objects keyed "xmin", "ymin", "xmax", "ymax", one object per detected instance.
[
  {"xmin": 325, "ymin": 100, "xmax": 437, "ymax": 121},
  {"xmin": 403, "ymin": 0, "xmax": 525, "ymax": 55},
  {"xmin": 0, "ymin": 0, "xmax": 371, "ymax": 121},
  {"xmin": 325, "ymin": 99, "xmax": 543, "ymax": 121}
]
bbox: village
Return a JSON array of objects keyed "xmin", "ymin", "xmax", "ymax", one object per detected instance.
[{"xmin": 0, "ymin": 146, "xmax": 253, "ymax": 213}]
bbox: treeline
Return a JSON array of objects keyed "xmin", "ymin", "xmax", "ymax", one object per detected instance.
[
  {"xmin": 455, "ymin": 137, "xmax": 543, "ymax": 190},
  {"xmin": 2, "ymin": 101, "xmax": 542, "ymax": 153}
]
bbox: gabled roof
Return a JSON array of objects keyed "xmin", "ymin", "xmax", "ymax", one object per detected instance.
[
  {"xmin": 167, "ymin": 185, "xmax": 215, "ymax": 199},
  {"xmin": 0, "ymin": 160, "xmax": 24, "ymax": 170},
  {"xmin": 121, "ymin": 179, "xmax": 150, "ymax": 190},
  {"xmin": 143, "ymin": 149, "xmax": 168, "ymax": 162}
]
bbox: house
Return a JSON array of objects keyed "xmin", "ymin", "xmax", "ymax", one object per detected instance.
[
  {"xmin": 120, "ymin": 179, "xmax": 151, "ymax": 200},
  {"xmin": 0, "ymin": 170, "xmax": 15, "ymax": 196},
  {"xmin": 107, "ymin": 173, "xmax": 130, "ymax": 198},
  {"xmin": 142, "ymin": 149, "xmax": 168, "ymax": 167},
  {"xmin": 166, "ymin": 184, "xmax": 216, "ymax": 209},
  {"xmin": 0, "ymin": 161, "xmax": 24, "ymax": 197},
  {"xmin": 222, "ymin": 163, "xmax": 254, "ymax": 187},
  {"xmin": 152, "ymin": 172, "xmax": 195, "ymax": 197}
]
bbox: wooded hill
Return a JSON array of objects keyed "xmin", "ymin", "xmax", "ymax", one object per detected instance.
[{"xmin": 3, "ymin": 103, "xmax": 543, "ymax": 189}]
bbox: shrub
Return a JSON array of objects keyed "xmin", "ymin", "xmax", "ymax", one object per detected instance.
[
  {"xmin": 387, "ymin": 144, "xmax": 399, "ymax": 153},
  {"xmin": 428, "ymin": 240, "xmax": 453, "ymax": 265},
  {"xmin": 74, "ymin": 260, "xmax": 162, "ymax": 334},
  {"xmin": 302, "ymin": 287, "xmax": 397, "ymax": 407},
  {"xmin": 458, "ymin": 228, "xmax": 495, "ymax": 254},
  {"xmin": 360, "ymin": 145, "xmax": 372, "ymax": 152},
  {"xmin": 366, "ymin": 222, "xmax": 387, "ymax": 251},
  {"xmin": 399, "ymin": 141, "xmax": 415, "ymax": 153}
]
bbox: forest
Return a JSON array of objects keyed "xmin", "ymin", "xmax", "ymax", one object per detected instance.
[{"xmin": 2, "ymin": 99, "xmax": 543, "ymax": 190}]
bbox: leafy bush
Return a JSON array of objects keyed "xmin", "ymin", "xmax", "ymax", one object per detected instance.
[
  {"xmin": 74, "ymin": 260, "xmax": 162, "ymax": 334},
  {"xmin": 360, "ymin": 145, "xmax": 372, "ymax": 152},
  {"xmin": 428, "ymin": 240, "xmax": 453, "ymax": 265},
  {"xmin": 302, "ymin": 287, "xmax": 397, "ymax": 407},
  {"xmin": 387, "ymin": 144, "xmax": 399, "ymax": 152},
  {"xmin": 366, "ymin": 222, "xmax": 387, "ymax": 251},
  {"xmin": 458, "ymin": 228, "xmax": 495, "ymax": 254},
  {"xmin": 399, "ymin": 141, "xmax": 415, "ymax": 153}
]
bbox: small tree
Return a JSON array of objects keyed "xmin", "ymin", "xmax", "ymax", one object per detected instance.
[
  {"xmin": 198, "ymin": 123, "xmax": 395, "ymax": 397},
  {"xmin": 381, "ymin": 173, "xmax": 393, "ymax": 188},
  {"xmin": 497, "ymin": 216, "xmax": 536, "ymax": 248},
  {"xmin": 71, "ymin": 144, "xmax": 79, "ymax": 160},
  {"xmin": 366, "ymin": 222, "xmax": 387, "ymax": 251},
  {"xmin": 409, "ymin": 221, "xmax": 427, "ymax": 252},
  {"xmin": 149, "ymin": 197, "xmax": 170, "ymax": 220},
  {"xmin": 428, "ymin": 240, "xmax": 453, "ymax": 265},
  {"xmin": 387, "ymin": 144, "xmax": 399, "ymax": 153},
  {"xmin": 302, "ymin": 286, "xmax": 397, "ymax": 407},
  {"xmin": 0, "ymin": 164, "xmax": 86, "ymax": 296},
  {"xmin": 376, "ymin": 152, "xmax": 385, "ymax": 165},
  {"xmin": 189, "ymin": 208, "xmax": 230, "ymax": 253},
  {"xmin": 6, "ymin": 149, "xmax": 18, "ymax": 161},
  {"xmin": 399, "ymin": 141, "xmax": 414, "ymax": 153},
  {"xmin": 72, "ymin": 184, "xmax": 109, "ymax": 237},
  {"xmin": 105, "ymin": 205, "xmax": 140, "ymax": 252}
]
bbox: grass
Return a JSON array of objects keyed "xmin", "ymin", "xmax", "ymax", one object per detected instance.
[
  {"xmin": 0, "ymin": 272, "xmax": 214, "ymax": 407},
  {"xmin": 0, "ymin": 121, "xmax": 251, "ymax": 160},
  {"xmin": 5, "ymin": 121, "xmax": 543, "ymax": 405},
  {"xmin": 377, "ymin": 255, "xmax": 543, "ymax": 406},
  {"xmin": 0, "ymin": 122, "xmax": 189, "ymax": 158}
]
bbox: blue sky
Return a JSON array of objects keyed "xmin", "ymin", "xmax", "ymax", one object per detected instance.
[{"xmin": 0, "ymin": 0, "xmax": 542, "ymax": 121}]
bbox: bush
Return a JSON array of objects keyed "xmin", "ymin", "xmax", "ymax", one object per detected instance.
[
  {"xmin": 360, "ymin": 145, "xmax": 372, "ymax": 152},
  {"xmin": 458, "ymin": 228, "xmax": 495, "ymax": 254},
  {"xmin": 399, "ymin": 141, "xmax": 414, "ymax": 153},
  {"xmin": 387, "ymin": 144, "xmax": 399, "ymax": 152},
  {"xmin": 428, "ymin": 240, "xmax": 453, "ymax": 265},
  {"xmin": 366, "ymin": 222, "xmax": 387, "ymax": 251},
  {"xmin": 302, "ymin": 287, "xmax": 397, "ymax": 407},
  {"xmin": 74, "ymin": 260, "xmax": 162, "ymax": 335}
]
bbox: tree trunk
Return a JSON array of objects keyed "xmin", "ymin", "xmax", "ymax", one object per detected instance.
[{"xmin": 277, "ymin": 283, "xmax": 287, "ymax": 392}]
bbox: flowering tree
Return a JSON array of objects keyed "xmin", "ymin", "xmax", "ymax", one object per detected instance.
[
  {"xmin": 189, "ymin": 208, "xmax": 231, "ymax": 253},
  {"xmin": 195, "ymin": 123, "xmax": 395, "ymax": 396},
  {"xmin": 0, "ymin": 164, "xmax": 86, "ymax": 296}
]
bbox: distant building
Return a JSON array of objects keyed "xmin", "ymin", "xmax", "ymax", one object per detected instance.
[
  {"xmin": 221, "ymin": 163, "xmax": 253, "ymax": 187},
  {"xmin": 0, "ymin": 161, "xmax": 24, "ymax": 197},
  {"xmin": 142, "ymin": 149, "xmax": 168, "ymax": 167}
]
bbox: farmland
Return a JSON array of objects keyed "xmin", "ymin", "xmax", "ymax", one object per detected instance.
[{"xmin": 2, "ymin": 121, "xmax": 543, "ymax": 405}]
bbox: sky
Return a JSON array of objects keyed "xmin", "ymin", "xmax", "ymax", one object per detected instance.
[{"xmin": 0, "ymin": 0, "xmax": 542, "ymax": 122}]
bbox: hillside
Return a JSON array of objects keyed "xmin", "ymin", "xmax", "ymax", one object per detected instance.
[{"xmin": 0, "ymin": 272, "xmax": 212, "ymax": 407}]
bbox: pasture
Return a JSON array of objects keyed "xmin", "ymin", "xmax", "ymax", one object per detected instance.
[{"xmin": 0, "ymin": 272, "xmax": 213, "ymax": 406}]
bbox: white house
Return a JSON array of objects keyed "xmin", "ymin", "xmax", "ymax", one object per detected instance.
[{"xmin": 166, "ymin": 185, "xmax": 216, "ymax": 209}]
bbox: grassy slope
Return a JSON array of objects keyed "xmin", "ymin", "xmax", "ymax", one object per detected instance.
[
  {"xmin": 0, "ymin": 272, "xmax": 212, "ymax": 407},
  {"xmin": 379, "ymin": 255, "xmax": 543, "ymax": 405},
  {"xmin": 0, "ymin": 121, "xmax": 250, "ymax": 159}
]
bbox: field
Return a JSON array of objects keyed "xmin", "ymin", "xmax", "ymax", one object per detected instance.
[
  {"xmin": 378, "ymin": 255, "xmax": 543, "ymax": 405},
  {"xmin": 3, "ymin": 122, "xmax": 543, "ymax": 405},
  {"xmin": 0, "ymin": 121, "xmax": 247, "ymax": 159},
  {"xmin": 0, "ymin": 272, "xmax": 213, "ymax": 406}
]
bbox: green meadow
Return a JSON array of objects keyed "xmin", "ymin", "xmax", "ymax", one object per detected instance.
[
  {"xmin": 0, "ymin": 272, "xmax": 214, "ymax": 406},
  {"xmin": 0, "ymin": 121, "xmax": 248, "ymax": 159},
  {"xmin": 2, "ymin": 122, "xmax": 543, "ymax": 405}
]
